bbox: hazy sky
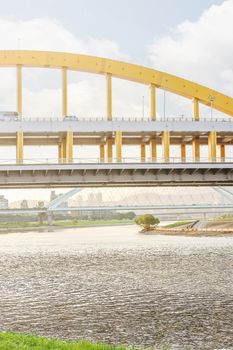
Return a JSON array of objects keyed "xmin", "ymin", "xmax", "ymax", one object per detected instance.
[{"xmin": 0, "ymin": 0, "xmax": 232, "ymax": 202}]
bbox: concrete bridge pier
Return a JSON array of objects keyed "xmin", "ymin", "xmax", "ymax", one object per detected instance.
[
  {"xmin": 37, "ymin": 212, "xmax": 53, "ymax": 225},
  {"xmin": 46, "ymin": 212, "xmax": 53, "ymax": 226}
]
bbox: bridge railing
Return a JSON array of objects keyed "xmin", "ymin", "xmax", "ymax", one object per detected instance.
[
  {"xmin": 1, "ymin": 115, "xmax": 232, "ymax": 123},
  {"xmin": 0, "ymin": 157, "xmax": 231, "ymax": 165}
]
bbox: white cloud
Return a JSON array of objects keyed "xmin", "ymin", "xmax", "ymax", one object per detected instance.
[
  {"xmin": 0, "ymin": 17, "xmax": 144, "ymax": 118},
  {"xmin": 149, "ymin": 0, "xmax": 233, "ymax": 96},
  {"xmin": 0, "ymin": 18, "xmax": 129, "ymax": 60}
]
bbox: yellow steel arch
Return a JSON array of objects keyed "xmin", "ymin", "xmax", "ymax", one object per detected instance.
[{"xmin": 0, "ymin": 50, "xmax": 232, "ymax": 116}]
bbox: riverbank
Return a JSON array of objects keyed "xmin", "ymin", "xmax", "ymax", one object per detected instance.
[
  {"xmin": 0, "ymin": 219, "xmax": 134, "ymax": 234},
  {"xmin": 0, "ymin": 332, "xmax": 170, "ymax": 350},
  {"xmin": 0, "ymin": 332, "xmax": 128, "ymax": 350},
  {"xmin": 143, "ymin": 220, "xmax": 233, "ymax": 236}
]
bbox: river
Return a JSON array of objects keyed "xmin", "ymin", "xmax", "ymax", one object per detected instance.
[{"xmin": 0, "ymin": 225, "xmax": 232, "ymax": 349}]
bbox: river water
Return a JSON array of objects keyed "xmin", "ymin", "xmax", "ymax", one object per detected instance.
[{"xmin": 0, "ymin": 225, "xmax": 233, "ymax": 349}]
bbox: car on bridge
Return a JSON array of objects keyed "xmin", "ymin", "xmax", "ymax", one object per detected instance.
[
  {"xmin": 64, "ymin": 115, "xmax": 78, "ymax": 121},
  {"xmin": 0, "ymin": 111, "xmax": 19, "ymax": 121}
]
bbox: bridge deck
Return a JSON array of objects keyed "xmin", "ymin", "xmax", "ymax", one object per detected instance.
[
  {"xmin": 0, "ymin": 161, "xmax": 232, "ymax": 188},
  {"xmin": 0, "ymin": 118, "xmax": 233, "ymax": 145}
]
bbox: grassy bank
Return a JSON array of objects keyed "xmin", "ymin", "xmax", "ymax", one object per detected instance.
[
  {"xmin": 54, "ymin": 219, "xmax": 133, "ymax": 227},
  {"xmin": 0, "ymin": 332, "xmax": 127, "ymax": 350},
  {"xmin": 0, "ymin": 219, "xmax": 134, "ymax": 230},
  {"xmin": 0, "ymin": 332, "xmax": 169, "ymax": 350},
  {"xmin": 163, "ymin": 221, "xmax": 191, "ymax": 229}
]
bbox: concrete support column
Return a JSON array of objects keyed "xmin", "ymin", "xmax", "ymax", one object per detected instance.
[
  {"xmin": 106, "ymin": 73, "xmax": 112, "ymax": 120},
  {"xmin": 208, "ymin": 131, "xmax": 217, "ymax": 162},
  {"xmin": 65, "ymin": 131, "xmax": 73, "ymax": 162},
  {"xmin": 99, "ymin": 144, "xmax": 105, "ymax": 162},
  {"xmin": 140, "ymin": 144, "xmax": 146, "ymax": 162},
  {"xmin": 180, "ymin": 144, "xmax": 186, "ymax": 162},
  {"xmin": 150, "ymin": 138, "xmax": 156, "ymax": 162},
  {"xmin": 192, "ymin": 97, "xmax": 199, "ymax": 121},
  {"xmin": 192, "ymin": 137, "xmax": 200, "ymax": 161},
  {"xmin": 218, "ymin": 144, "xmax": 225, "ymax": 161},
  {"xmin": 16, "ymin": 131, "xmax": 23, "ymax": 163},
  {"xmin": 149, "ymin": 83, "xmax": 156, "ymax": 120},
  {"xmin": 62, "ymin": 67, "xmax": 67, "ymax": 117},
  {"xmin": 47, "ymin": 212, "xmax": 53, "ymax": 226},
  {"xmin": 162, "ymin": 130, "xmax": 170, "ymax": 162},
  {"xmin": 115, "ymin": 130, "xmax": 122, "ymax": 162},
  {"xmin": 107, "ymin": 138, "xmax": 113, "ymax": 162},
  {"xmin": 16, "ymin": 65, "xmax": 22, "ymax": 116}
]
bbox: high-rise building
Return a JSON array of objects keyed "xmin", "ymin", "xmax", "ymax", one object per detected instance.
[
  {"xmin": 0, "ymin": 195, "xmax": 8, "ymax": 209},
  {"xmin": 50, "ymin": 190, "xmax": 57, "ymax": 201}
]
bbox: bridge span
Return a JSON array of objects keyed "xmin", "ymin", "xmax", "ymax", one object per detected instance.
[{"xmin": 0, "ymin": 50, "xmax": 232, "ymax": 187}]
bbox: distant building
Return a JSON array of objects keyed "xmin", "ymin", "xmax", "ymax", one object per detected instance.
[
  {"xmin": 0, "ymin": 195, "xmax": 8, "ymax": 209},
  {"xmin": 20, "ymin": 199, "xmax": 28, "ymax": 209},
  {"xmin": 87, "ymin": 193, "xmax": 95, "ymax": 202},
  {"xmin": 50, "ymin": 190, "xmax": 57, "ymax": 201},
  {"xmin": 95, "ymin": 192, "xmax": 103, "ymax": 203}
]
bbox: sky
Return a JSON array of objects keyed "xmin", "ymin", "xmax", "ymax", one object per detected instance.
[
  {"xmin": 0, "ymin": 0, "xmax": 224, "ymax": 61},
  {"xmin": 0, "ymin": 0, "xmax": 232, "ymax": 202}
]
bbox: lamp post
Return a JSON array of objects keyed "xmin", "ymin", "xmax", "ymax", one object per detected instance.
[
  {"xmin": 208, "ymin": 95, "xmax": 215, "ymax": 119},
  {"xmin": 163, "ymin": 90, "xmax": 166, "ymax": 119},
  {"xmin": 142, "ymin": 95, "xmax": 145, "ymax": 119}
]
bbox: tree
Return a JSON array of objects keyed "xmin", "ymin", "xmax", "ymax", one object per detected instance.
[
  {"xmin": 135, "ymin": 214, "xmax": 160, "ymax": 231},
  {"xmin": 125, "ymin": 211, "xmax": 136, "ymax": 220}
]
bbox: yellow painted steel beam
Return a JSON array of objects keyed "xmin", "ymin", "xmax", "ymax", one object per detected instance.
[
  {"xmin": 115, "ymin": 130, "xmax": 122, "ymax": 162},
  {"xmin": 192, "ymin": 97, "xmax": 199, "ymax": 121},
  {"xmin": 140, "ymin": 144, "xmax": 146, "ymax": 162},
  {"xmin": 16, "ymin": 131, "xmax": 23, "ymax": 163},
  {"xmin": 150, "ymin": 138, "xmax": 156, "ymax": 162},
  {"xmin": 218, "ymin": 144, "xmax": 225, "ymax": 161},
  {"xmin": 16, "ymin": 65, "xmax": 22, "ymax": 115},
  {"xmin": 65, "ymin": 131, "xmax": 73, "ymax": 162},
  {"xmin": 149, "ymin": 83, "xmax": 156, "ymax": 120},
  {"xmin": 162, "ymin": 130, "xmax": 170, "ymax": 162},
  {"xmin": 99, "ymin": 144, "xmax": 105, "ymax": 162},
  {"xmin": 106, "ymin": 138, "xmax": 113, "ymax": 162},
  {"xmin": 62, "ymin": 137, "xmax": 66, "ymax": 161},
  {"xmin": 208, "ymin": 131, "xmax": 217, "ymax": 161},
  {"xmin": 192, "ymin": 137, "xmax": 200, "ymax": 161},
  {"xmin": 0, "ymin": 51, "xmax": 231, "ymax": 116},
  {"xmin": 106, "ymin": 73, "xmax": 112, "ymax": 120},
  {"xmin": 58, "ymin": 142, "xmax": 63, "ymax": 163},
  {"xmin": 62, "ymin": 67, "xmax": 67, "ymax": 117},
  {"xmin": 181, "ymin": 144, "xmax": 186, "ymax": 162}
]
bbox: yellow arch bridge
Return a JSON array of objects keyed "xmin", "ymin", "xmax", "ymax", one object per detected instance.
[{"xmin": 0, "ymin": 50, "xmax": 232, "ymax": 188}]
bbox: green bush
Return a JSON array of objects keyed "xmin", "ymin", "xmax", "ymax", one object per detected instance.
[{"xmin": 135, "ymin": 214, "xmax": 160, "ymax": 230}]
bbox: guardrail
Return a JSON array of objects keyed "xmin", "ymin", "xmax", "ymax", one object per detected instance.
[
  {"xmin": 0, "ymin": 116, "xmax": 232, "ymax": 123},
  {"xmin": 0, "ymin": 157, "xmax": 231, "ymax": 165}
]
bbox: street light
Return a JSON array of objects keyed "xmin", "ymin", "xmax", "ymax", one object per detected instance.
[
  {"xmin": 142, "ymin": 95, "xmax": 145, "ymax": 119},
  {"xmin": 163, "ymin": 90, "xmax": 166, "ymax": 119},
  {"xmin": 208, "ymin": 95, "xmax": 215, "ymax": 119}
]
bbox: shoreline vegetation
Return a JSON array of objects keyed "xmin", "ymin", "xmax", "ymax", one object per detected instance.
[
  {"xmin": 1, "ymin": 216, "xmax": 233, "ymax": 236},
  {"xmin": 0, "ymin": 332, "xmax": 126, "ymax": 350},
  {"xmin": 141, "ymin": 221, "xmax": 233, "ymax": 236},
  {"xmin": 0, "ymin": 219, "xmax": 134, "ymax": 233},
  {"xmin": 0, "ymin": 332, "xmax": 169, "ymax": 350},
  {"xmin": 134, "ymin": 214, "xmax": 233, "ymax": 237}
]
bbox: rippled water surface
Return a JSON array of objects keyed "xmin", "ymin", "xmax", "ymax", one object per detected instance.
[{"xmin": 0, "ymin": 226, "xmax": 233, "ymax": 349}]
